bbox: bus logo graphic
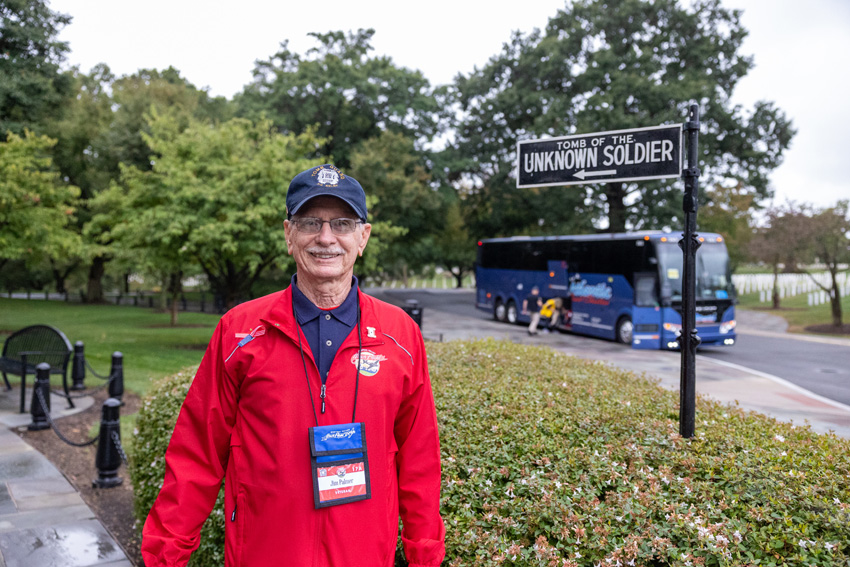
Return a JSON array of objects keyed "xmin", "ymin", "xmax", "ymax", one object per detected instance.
[{"xmin": 570, "ymin": 279, "xmax": 613, "ymax": 305}]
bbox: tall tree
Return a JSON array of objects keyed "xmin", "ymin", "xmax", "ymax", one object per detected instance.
[
  {"xmin": 748, "ymin": 202, "xmax": 811, "ymax": 309},
  {"xmin": 80, "ymin": 67, "xmax": 232, "ymax": 302},
  {"xmin": 348, "ymin": 130, "xmax": 441, "ymax": 277},
  {"xmin": 102, "ymin": 66, "xmax": 233, "ymax": 178},
  {"xmin": 698, "ymin": 182, "xmax": 756, "ymax": 271},
  {"xmin": 43, "ymin": 64, "xmax": 115, "ymax": 293},
  {"xmin": 0, "ymin": 0, "xmax": 72, "ymax": 137},
  {"xmin": 449, "ymin": 0, "xmax": 794, "ymax": 236},
  {"xmin": 91, "ymin": 115, "xmax": 322, "ymax": 312},
  {"xmin": 235, "ymin": 29, "xmax": 440, "ymax": 169},
  {"xmin": 431, "ymin": 199, "xmax": 476, "ymax": 288},
  {"xmin": 0, "ymin": 131, "xmax": 81, "ymax": 275},
  {"xmin": 798, "ymin": 202, "xmax": 850, "ymax": 328}
]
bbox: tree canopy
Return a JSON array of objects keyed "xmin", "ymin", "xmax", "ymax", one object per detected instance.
[
  {"xmin": 3, "ymin": 0, "xmax": 815, "ymax": 301},
  {"xmin": 90, "ymin": 115, "xmax": 322, "ymax": 309},
  {"xmin": 235, "ymin": 29, "xmax": 440, "ymax": 169},
  {"xmin": 0, "ymin": 131, "xmax": 81, "ymax": 272},
  {"xmin": 0, "ymin": 0, "xmax": 72, "ymax": 137},
  {"xmin": 448, "ymin": 0, "xmax": 795, "ymax": 235}
]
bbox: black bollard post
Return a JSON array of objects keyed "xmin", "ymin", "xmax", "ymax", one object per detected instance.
[
  {"xmin": 28, "ymin": 363, "xmax": 51, "ymax": 431},
  {"xmin": 181, "ymin": 293, "xmax": 187, "ymax": 311},
  {"xmin": 71, "ymin": 341, "xmax": 86, "ymax": 390},
  {"xmin": 200, "ymin": 292, "xmax": 206, "ymax": 313},
  {"xmin": 93, "ymin": 398, "xmax": 124, "ymax": 488},
  {"xmin": 108, "ymin": 352, "xmax": 124, "ymax": 402}
]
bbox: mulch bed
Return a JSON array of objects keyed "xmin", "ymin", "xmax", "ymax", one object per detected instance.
[
  {"xmin": 15, "ymin": 389, "xmax": 144, "ymax": 567},
  {"xmin": 805, "ymin": 323, "xmax": 850, "ymax": 335}
]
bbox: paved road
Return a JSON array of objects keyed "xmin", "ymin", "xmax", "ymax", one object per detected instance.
[
  {"xmin": 375, "ymin": 288, "xmax": 850, "ymax": 407},
  {"xmin": 700, "ymin": 332, "xmax": 850, "ymax": 407}
]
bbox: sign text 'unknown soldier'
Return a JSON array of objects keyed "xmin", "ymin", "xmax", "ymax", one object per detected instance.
[{"xmin": 517, "ymin": 124, "xmax": 683, "ymax": 188}]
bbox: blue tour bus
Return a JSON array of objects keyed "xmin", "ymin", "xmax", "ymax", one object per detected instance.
[{"xmin": 475, "ymin": 231, "xmax": 737, "ymax": 349}]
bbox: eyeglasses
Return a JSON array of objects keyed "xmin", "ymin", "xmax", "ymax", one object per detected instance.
[{"xmin": 290, "ymin": 217, "xmax": 363, "ymax": 235}]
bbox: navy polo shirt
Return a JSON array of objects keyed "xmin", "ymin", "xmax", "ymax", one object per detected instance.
[{"xmin": 291, "ymin": 276, "xmax": 359, "ymax": 380}]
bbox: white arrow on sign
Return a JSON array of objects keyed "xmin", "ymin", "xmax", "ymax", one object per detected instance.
[{"xmin": 574, "ymin": 169, "xmax": 617, "ymax": 180}]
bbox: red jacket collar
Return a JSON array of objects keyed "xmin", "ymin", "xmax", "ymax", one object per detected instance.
[{"xmin": 260, "ymin": 286, "xmax": 385, "ymax": 349}]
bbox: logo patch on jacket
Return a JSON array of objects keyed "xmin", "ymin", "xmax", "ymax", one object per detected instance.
[{"xmin": 351, "ymin": 350, "xmax": 387, "ymax": 376}]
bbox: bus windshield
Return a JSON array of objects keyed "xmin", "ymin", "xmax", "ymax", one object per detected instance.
[{"xmin": 656, "ymin": 241, "xmax": 733, "ymax": 301}]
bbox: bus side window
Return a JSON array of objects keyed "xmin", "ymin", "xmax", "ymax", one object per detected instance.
[{"xmin": 634, "ymin": 273, "xmax": 659, "ymax": 307}]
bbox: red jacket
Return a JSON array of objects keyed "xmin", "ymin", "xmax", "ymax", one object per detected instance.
[{"xmin": 142, "ymin": 287, "xmax": 445, "ymax": 566}]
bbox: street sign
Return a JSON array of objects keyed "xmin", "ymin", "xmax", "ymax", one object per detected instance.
[{"xmin": 516, "ymin": 124, "xmax": 683, "ymax": 188}]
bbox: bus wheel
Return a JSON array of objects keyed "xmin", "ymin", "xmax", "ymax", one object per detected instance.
[
  {"xmin": 616, "ymin": 316, "xmax": 633, "ymax": 345},
  {"xmin": 506, "ymin": 300, "xmax": 518, "ymax": 324},
  {"xmin": 494, "ymin": 300, "xmax": 507, "ymax": 322}
]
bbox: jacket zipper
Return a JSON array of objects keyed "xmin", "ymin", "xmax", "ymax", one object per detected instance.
[{"xmin": 231, "ymin": 503, "xmax": 237, "ymax": 522}]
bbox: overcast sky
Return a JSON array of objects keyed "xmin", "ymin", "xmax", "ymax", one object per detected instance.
[{"xmin": 50, "ymin": 0, "xmax": 850, "ymax": 209}]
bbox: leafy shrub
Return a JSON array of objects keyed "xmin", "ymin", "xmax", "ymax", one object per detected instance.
[
  {"xmin": 433, "ymin": 339, "xmax": 849, "ymax": 566},
  {"xmin": 130, "ymin": 366, "xmax": 225, "ymax": 567},
  {"xmin": 132, "ymin": 340, "xmax": 850, "ymax": 566}
]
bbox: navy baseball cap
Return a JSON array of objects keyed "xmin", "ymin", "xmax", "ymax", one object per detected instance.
[{"xmin": 286, "ymin": 164, "xmax": 368, "ymax": 221}]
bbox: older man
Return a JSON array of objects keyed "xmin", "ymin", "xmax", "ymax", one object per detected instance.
[{"xmin": 142, "ymin": 164, "xmax": 445, "ymax": 567}]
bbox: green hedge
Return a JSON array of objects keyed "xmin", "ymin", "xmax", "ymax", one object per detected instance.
[
  {"xmin": 133, "ymin": 339, "xmax": 850, "ymax": 566},
  {"xmin": 130, "ymin": 366, "xmax": 225, "ymax": 567}
]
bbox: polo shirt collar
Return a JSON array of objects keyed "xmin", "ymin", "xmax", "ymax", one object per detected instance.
[{"xmin": 291, "ymin": 274, "xmax": 359, "ymax": 327}]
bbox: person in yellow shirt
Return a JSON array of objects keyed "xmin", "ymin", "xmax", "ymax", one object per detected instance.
[{"xmin": 539, "ymin": 297, "xmax": 563, "ymax": 333}]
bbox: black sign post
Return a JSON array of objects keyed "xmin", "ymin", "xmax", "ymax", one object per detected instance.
[
  {"xmin": 517, "ymin": 124, "xmax": 682, "ymax": 188},
  {"xmin": 515, "ymin": 109, "xmax": 702, "ymax": 438},
  {"xmin": 678, "ymin": 105, "xmax": 701, "ymax": 439}
]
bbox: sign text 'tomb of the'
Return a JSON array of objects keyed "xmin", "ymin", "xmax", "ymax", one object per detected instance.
[{"xmin": 516, "ymin": 124, "xmax": 683, "ymax": 188}]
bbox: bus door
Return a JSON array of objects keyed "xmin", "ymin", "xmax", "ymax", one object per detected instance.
[
  {"xmin": 631, "ymin": 272, "xmax": 662, "ymax": 349},
  {"xmin": 544, "ymin": 260, "xmax": 569, "ymax": 297}
]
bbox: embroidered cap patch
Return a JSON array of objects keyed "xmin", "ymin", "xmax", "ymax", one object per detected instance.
[{"xmin": 315, "ymin": 166, "xmax": 341, "ymax": 186}]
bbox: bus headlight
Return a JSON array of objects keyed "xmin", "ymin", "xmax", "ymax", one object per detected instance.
[
  {"xmin": 723, "ymin": 338, "xmax": 735, "ymax": 345},
  {"xmin": 720, "ymin": 320, "xmax": 736, "ymax": 334},
  {"xmin": 663, "ymin": 322, "xmax": 682, "ymax": 335}
]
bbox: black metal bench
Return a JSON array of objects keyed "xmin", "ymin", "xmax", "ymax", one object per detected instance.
[{"xmin": 0, "ymin": 325, "xmax": 74, "ymax": 413}]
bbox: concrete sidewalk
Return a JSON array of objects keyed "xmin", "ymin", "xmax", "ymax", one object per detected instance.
[
  {"xmin": 0, "ymin": 390, "xmax": 131, "ymax": 567},
  {"xmin": 417, "ymin": 305, "xmax": 850, "ymax": 439}
]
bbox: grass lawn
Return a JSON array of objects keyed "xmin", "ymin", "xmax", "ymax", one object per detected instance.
[
  {"xmin": 737, "ymin": 290, "xmax": 850, "ymax": 336},
  {"xmin": 0, "ymin": 298, "xmax": 219, "ymax": 394}
]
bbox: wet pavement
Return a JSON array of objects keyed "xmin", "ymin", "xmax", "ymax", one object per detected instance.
[{"xmin": 0, "ymin": 389, "xmax": 131, "ymax": 567}]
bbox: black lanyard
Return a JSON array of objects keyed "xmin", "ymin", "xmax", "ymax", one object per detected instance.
[{"xmin": 293, "ymin": 293, "xmax": 362, "ymax": 427}]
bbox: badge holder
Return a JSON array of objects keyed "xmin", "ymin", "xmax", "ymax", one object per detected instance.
[{"xmin": 308, "ymin": 422, "xmax": 371, "ymax": 509}]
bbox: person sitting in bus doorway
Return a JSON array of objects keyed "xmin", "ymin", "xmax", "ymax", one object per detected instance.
[
  {"xmin": 540, "ymin": 297, "xmax": 563, "ymax": 333},
  {"xmin": 523, "ymin": 286, "xmax": 543, "ymax": 335}
]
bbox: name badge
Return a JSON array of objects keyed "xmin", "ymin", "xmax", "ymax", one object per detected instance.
[{"xmin": 308, "ymin": 422, "xmax": 371, "ymax": 508}]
